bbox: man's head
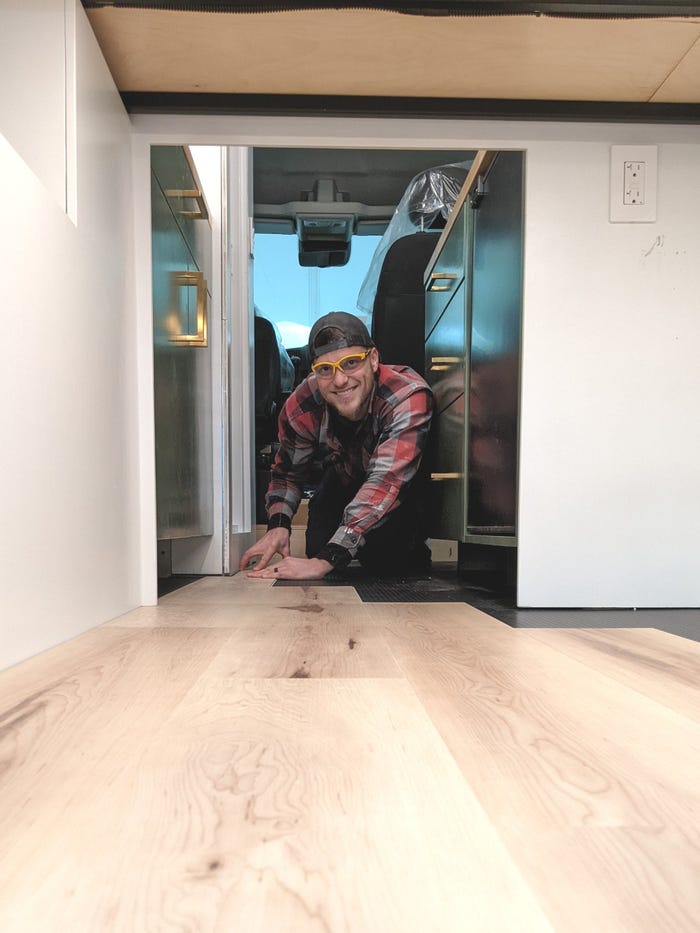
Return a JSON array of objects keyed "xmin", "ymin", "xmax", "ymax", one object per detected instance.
[
  {"xmin": 308, "ymin": 312, "xmax": 379, "ymax": 422},
  {"xmin": 308, "ymin": 311, "xmax": 373, "ymax": 361}
]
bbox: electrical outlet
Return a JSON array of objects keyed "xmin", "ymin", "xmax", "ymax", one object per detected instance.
[
  {"xmin": 610, "ymin": 145, "xmax": 657, "ymax": 223},
  {"xmin": 623, "ymin": 161, "xmax": 645, "ymax": 205}
]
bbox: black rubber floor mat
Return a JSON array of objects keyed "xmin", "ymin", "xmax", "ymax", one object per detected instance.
[
  {"xmin": 274, "ymin": 566, "xmax": 507, "ymax": 603},
  {"xmin": 272, "ymin": 565, "xmax": 462, "ymax": 601}
]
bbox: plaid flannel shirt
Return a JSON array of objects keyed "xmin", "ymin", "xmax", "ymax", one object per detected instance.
[{"xmin": 266, "ymin": 364, "xmax": 433, "ymax": 557}]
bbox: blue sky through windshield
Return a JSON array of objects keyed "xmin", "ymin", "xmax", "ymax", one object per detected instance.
[{"xmin": 254, "ymin": 234, "xmax": 380, "ymax": 348}]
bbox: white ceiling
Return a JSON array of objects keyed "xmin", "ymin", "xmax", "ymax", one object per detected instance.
[{"xmin": 85, "ymin": 7, "xmax": 700, "ymax": 107}]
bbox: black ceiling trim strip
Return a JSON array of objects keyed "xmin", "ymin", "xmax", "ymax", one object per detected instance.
[
  {"xmin": 121, "ymin": 92, "xmax": 700, "ymax": 123},
  {"xmin": 83, "ymin": 1, "xmax": 700, "ymax": 18}
]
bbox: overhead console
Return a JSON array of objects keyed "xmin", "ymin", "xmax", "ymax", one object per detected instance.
[{"xmin": 254, "ymin": 178, "xmax": 392, "ymax": 268}]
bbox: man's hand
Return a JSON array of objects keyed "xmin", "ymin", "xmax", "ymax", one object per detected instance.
[
  {"xmin": 246, "ymin": 556, "xmax": 333, "ymax": 580},
  {"xmin": 239, "ymin": 527, "xmax": 291, "ymax": 572}
]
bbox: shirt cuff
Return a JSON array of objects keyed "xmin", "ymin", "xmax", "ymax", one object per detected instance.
[
  {"xmin": 315, "ymin": 544, "xmax": 353, "ymax": 571},
  {"xmin": 328, "ymin": 525, "xmax": 365, "ymax": 557},
  {"xmin": 267, "ymin": 513, "xmax": 292, "ymax": 533}
]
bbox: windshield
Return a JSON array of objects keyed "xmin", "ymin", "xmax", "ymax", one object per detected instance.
[{"xmin": 253, "ymin": 233, "xmax": 379, "ymax": 349}]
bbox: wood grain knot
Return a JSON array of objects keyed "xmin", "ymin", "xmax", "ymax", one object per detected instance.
[{"xmin": 281, "ymin": 604, "xmax": 324, "ymax": 614}]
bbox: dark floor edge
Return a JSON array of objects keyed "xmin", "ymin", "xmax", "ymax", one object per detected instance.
[{"xmin": 158, "ymin": 574, "xmax": 205, "ymax": 597}]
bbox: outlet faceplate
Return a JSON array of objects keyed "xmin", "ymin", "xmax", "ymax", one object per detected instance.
[
  {"xmin": 623, "ymin": 160, "xmax": 645, "ymax": 205},
  {"xmin": 610, "ymin": 145, "xmax": 658, "ymax": 223}
]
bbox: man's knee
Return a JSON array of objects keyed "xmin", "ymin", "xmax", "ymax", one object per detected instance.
[
  {"xmin": 358, "ymin": 537, "xmax": 431, "ymax": 575},
  {"xmin": 305, "ymin": 470, "xmax": 356, "ymax": 557}
]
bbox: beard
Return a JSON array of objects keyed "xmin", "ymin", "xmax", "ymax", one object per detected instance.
[{"xmin": 324, "ymin": 381, "xmax": 373, "ymax": 422}]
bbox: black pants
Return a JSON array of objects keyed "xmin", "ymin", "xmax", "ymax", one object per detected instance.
[{"xmin": 305, "ymin": 467, "xmax": 431, "ymax": 575}]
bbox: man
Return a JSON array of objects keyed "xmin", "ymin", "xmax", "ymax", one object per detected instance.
[{"xmin": 240, "ymin": 311, "xmax": 433, "ymax": 580}]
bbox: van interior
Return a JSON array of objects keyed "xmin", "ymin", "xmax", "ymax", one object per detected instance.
[
  {"xmin": 153, "ymin": 142, "xmax": 528, "ymax": 605},
  {"xmin": 4, "ymin": 5, "xmax": 700, "ymax": 927}
]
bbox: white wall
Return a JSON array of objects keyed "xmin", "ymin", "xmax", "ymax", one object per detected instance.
[
  {"xmin": 518, "ymin": 139, "xmax": 700, "ymax": 607},
  {"xmin": 131, "ymin": 115, "xmax": 700, "ymax": 608},
  {"xmin": 0, "ymin": 2, "xmax": 139, "ymax": 670},
  {"xmin": 0, "ymin": 0, "xmax": 67, "ymax": 212}
]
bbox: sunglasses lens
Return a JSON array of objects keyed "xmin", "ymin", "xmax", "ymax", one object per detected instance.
[{"xmin": 340, "ymin": 356, "xmax": 363, "ymax": 373}]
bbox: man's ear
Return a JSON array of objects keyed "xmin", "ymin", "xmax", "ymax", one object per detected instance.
[{"xmin": 370, "ymin": 346, "xmax": 380, "ymax": 371}]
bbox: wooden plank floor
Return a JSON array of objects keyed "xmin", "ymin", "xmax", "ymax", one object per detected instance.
[{"xmin": 1, "ymin": 576, "xmax": 698, "ymax": 931}]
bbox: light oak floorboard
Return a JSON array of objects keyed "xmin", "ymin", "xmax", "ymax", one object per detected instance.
[
  {"xmin": 151, "ymin": 576, "xmax": 361, "ymax": 610},
  {"xmin": 199, "ymin": 609, "xmax": 400, "ymax": 679},
  {"xmin": 2, "ymin": 585, "xmax": 699, "ymax": 931},
  {"xmin": 111, "ymin": 591, "xmax": 362, "ymax": 629},
  {"xmin": 372, "ymin": 602, "xmax": 700, "ymax": 932},
  {"xmin": 524, "ymin": 625, "xmax": 700, "ymax": 721},
  {"xmin": 0, "ymin": 673, "xmax": 551, "ymax": 932},
  {"xmin": 0, "ymin": 629, "xmax": 228, "ymax": 830},
  {"xmin": 112, "ymin": 604, "xmax": 401, "ymax": 678}
]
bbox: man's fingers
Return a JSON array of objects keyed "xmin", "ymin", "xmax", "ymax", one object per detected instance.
[
  {"xmin": 240, "ymin": 550, "xmax": 260, "ymax": 570},
  {"xmin": 251, "ymin": 550, "xmax": 273, "ymax": 571},
  {"xmin": 241, "ymin": 546, "xmax": 269, "ymax": 571},
  {"xmin": 247, "ymin": 561, "xmax": 281, "ymax": 579},
  {"xmin": 241, "ymin": 528, "xmax": 291, "ymax": 570}
]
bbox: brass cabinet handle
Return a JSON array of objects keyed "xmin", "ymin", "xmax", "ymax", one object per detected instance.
[
  {"xmin": 428, "ymin": 272, "xmax": 458, "ymax": 292},
  {"xmin": 428, "ymin": 356, "xmax": 461, "ymax": 372},
  {"xmin": 431, "ymin": 472, "xmax": 462, "ymax": 481},
  {"xmin": 169, "ymin": 271, "xmax": 208, "ymax": 347},
  {"xmin": 165, "ymin": 187, "xmax": 209, "ymax": 220}
]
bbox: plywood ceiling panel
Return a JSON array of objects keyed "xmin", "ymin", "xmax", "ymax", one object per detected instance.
[
  {"xmin": 86, "ymin": 9, "xmax": 700, "ymax": 103},
  {"xmin": 651, "ymin": 29, "xmax": 700, "ymax": 100}
]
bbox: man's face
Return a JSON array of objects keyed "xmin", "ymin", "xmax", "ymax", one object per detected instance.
[{"xmin": 313, "ymin": 344, "xmax": 379, "ymax": 422}]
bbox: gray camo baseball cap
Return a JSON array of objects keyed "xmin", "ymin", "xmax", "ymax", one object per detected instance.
[{"xmin": 308, "ymin": 312, "xmax": 373, "ymax": 361}]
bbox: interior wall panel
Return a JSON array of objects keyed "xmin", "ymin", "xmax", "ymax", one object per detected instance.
[
  {"xmin": 517, "ymin": 139, "xmax": 700, "ymax": 607},
  {"xmin": 0, "ymin": 0, "xmax": 67, "ymax": 210},
  {"xmin": 0, "ymin": 1, "xmax": 139, "ymax": 671}
]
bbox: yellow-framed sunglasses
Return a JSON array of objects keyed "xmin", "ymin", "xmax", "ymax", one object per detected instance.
[{"xmin": 310, "ymin": 348, "xmax": 372, "ymax": 380}]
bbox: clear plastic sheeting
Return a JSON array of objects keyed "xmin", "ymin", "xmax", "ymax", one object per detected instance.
[{"xmin": 356, "ymin": 160, "xmax": 471, "ymax": 314}]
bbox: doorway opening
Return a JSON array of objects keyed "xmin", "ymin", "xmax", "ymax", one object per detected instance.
[{"xmin": 145, "ymin": 138, "xmax": 524, "ymax": 601}]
